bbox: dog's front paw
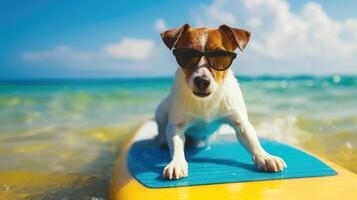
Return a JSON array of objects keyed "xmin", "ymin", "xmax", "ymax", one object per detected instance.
[
  {"xmin": 163, "ymin": 159, "xmax": 188, "ymax": 180},
  {"xmin": 253, "ymin": 153, "xmax": 287, "ymax": 172}
]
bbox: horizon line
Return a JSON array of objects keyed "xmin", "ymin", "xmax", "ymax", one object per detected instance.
[{"xmin": 0, "ymin": 73, "xmax": 355, "ymax": 83}]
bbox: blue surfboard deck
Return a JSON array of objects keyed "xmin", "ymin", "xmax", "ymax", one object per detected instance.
[{"xmin": 128, "ymin": 138, "xmax": 336, "ymax": 188}]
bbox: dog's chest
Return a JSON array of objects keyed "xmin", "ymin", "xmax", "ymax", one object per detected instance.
[
  {"xmin": 177, "ymin": 94, "xmax": 228, "ymax": 121},
  {"xmin": 184, "ymin": 117, "xmax": 228, "ymax": 140}
]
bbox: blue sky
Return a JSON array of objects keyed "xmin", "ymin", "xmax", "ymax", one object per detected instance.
[{"xmin": 1, "ymin": 0, "xmax": 357, "ymax": 79}]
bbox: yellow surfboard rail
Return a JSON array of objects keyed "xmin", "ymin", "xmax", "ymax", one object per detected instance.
[{"xmin": 109, "ymin": 121, "xmax": 357, "ymax": 200}]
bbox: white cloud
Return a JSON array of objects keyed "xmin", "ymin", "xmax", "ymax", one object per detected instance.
[
  {"xmin": 193, "ymin": 0, "xmax": 357, "ymax": 75},
  {"xmin": 22, "ymin": 46, "xmax": 93, "ymax": 62},
  {"xmin": 103, "ymin": 38, "xmax": 153, "ymax": 60},
  {"xmin": 22, "ymin": 38, "xmax": 155, "ymax": 64},
  {"xmin": 155, "ymin": 18, "xmax": 167, "ymax": 32},
  {"xmin": 193, "ymin": 4, "xmax": 236, "ymax": 26},
  {"xmin": 21, "ymin": 38, "xmax": 158, "ymax": 78}
]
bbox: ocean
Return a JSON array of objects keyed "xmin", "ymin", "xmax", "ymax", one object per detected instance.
[{"xmin": 0, "ymin": 75, "xmax": 356, "ymax": 199}]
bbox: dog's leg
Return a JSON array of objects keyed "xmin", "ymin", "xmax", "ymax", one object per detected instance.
[
  {"xmin": 155, "ymin": 100, "xmax": 168, "ymax": 147},
  {"xmin": 230, "ymin": 116, "xmax": 287, "ymax": 172},
  {"xmin": 228, "ymin": 86, "xmax": 287, "ymax": 172},
  {"xmin": 162, "ymin": 123, "xmax": 188, "ymax": 179}
]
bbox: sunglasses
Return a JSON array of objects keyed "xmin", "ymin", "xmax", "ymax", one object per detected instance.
[{"xmin": 172, "ymin": 48, "xmax": 237, "ymax": 71}]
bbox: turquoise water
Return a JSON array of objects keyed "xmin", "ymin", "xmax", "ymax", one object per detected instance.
[{"xmin": 0, "ymin": 75, "xmax": 356, "ymax": 199}]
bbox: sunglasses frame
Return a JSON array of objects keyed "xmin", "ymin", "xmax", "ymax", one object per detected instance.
[{"xmin": 172, "ymin": 47, "xmax": 237, "ymax": 71}]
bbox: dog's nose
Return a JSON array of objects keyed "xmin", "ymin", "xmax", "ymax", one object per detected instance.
[{"xmin": 194, "ymin": 76, "xmax": 210, "ymax": 91}]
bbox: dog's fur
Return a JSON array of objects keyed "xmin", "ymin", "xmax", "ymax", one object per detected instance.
[{"xmin": 156, "ymin": 24, "xmax": 287, "ymax": 179}]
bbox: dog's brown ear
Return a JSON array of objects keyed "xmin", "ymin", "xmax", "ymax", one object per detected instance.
[
  {"xmin": 160, "ymin": 24, "xmax": 191, "ymax": 49},
  {"xmin": 219, "ymin": 24, "xmax": 250, "ymax": 51}
]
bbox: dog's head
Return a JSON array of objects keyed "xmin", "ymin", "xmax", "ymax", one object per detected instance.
[{"xmin": 161, "ymin": 24, "xmax": 250, "ymax": 98}]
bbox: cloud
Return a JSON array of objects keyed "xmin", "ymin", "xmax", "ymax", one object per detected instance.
[
  {"xmin": 22, "ymin": 46, "xmax": 93, "ymax": 62},
  {"xmin": 103, "ymin": 38, "xmax": 153, "ymax": 60},
  {"xmin": 22, "ymin": 37, "xmax": 154, "ymax": 64},
  {"xmin": 20, "ymin": 37, "xmax": 161, "ymax": 77},
  {"xmin": 155, "ymin": 18, "xmax": 167, "ymax": 32},
  {"xmin": 193, "ymin": 0, "xmax": 357, "ymax": 75},
  {"xmin": 193, "ymin": 4, "xmax": 236, "ymax": 26}
]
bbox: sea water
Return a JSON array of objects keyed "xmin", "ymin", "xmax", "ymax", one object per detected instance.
[{"xmin": 0, "ymin": 75, "xmax": 356, "ymax": 199}]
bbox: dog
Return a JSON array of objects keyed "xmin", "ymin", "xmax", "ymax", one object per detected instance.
[{"xmin": 155, "ymin": 24, "xmax": 287, "ymax": 180}]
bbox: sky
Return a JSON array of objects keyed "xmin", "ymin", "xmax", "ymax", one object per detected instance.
[{"xmin": 1, "ymin": 0, "xmax": 357, "ymax": 79}]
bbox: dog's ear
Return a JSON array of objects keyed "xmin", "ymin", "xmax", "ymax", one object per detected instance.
[
  {"xmin": 160, "ymin": 24, "xmax": 191, "ymax": 49},
  {"xmin": 219, "ymin": 24, "xmax": 250, "ymax": 51}
]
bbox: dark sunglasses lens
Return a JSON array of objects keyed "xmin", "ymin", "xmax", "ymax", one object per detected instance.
[
  {"xmin": 174, "ymin": 50, "xmax": 200, "ymax": 68},
  {"xmin": 207, "ymin": 56, "xmax": 234, "ymax": 70}
]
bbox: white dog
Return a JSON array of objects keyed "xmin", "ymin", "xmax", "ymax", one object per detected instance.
[{"xmin": 155, "ymin": 24, "xmax": 287, "ymax": 180}]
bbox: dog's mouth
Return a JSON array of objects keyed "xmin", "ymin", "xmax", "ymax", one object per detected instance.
[{"xmin": 193, "ymin": 91, "xmax": 211, "ymax": 98}]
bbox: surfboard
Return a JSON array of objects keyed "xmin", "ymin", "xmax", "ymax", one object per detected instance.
[{"xmin": 109, "ymin": 120, "xmax": 357, "ymax": 200}]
